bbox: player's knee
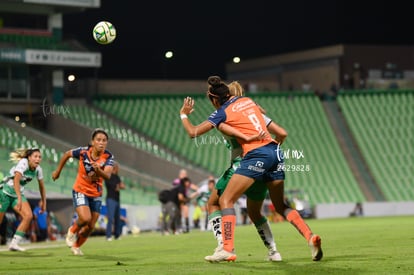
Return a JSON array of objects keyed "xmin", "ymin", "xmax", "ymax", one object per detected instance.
[{"xmin": 23, "ymin": 212, "xmax": 33, "ymax": 221}]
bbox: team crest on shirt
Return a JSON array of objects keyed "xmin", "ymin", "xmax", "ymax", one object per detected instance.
[
  {"xmin": 247, "ymin": 161, "xmax": 265, "ymax": 172},
  {"xmin": 255, "ymin": 161, "xmax": 264, "ymax": 167}
]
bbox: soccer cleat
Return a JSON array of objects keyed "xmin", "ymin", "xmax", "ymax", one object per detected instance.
[
  {"xmin": 66, "ymin": 227, "xmax": 77, "ymax": 247},
  {"xmin": 8, "ymin": 243, "xmax": 26, "ymax": 252},
  {"xmin": 267, "ymin": 249, "xmax": 282, "ymax": 262},
  {"xmin": 214, "ymin": 244, "xmax": 223, "ymax": 253},
  {"xmin": 204, "ymin": 249, "xmax": 237, "ymax": 262},
  {"xmin": 71, "ymin": 246, "xmax": 84, "ymax": 256},
  {"xmin": 309, "ymin": 234, "xmax": 323, "ymax": 261},
  {"xmin": 106, "ymin": 237, "xmax": 113, "ymax": 242}
]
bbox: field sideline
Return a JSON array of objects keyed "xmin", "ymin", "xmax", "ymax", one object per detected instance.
[{"xmin": 0, "ymin": 216, "xmax": 412, "ymax": 274}]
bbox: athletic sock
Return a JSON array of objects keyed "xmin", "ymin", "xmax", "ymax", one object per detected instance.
[
  {"xmin": 200, "ymin": 211, "xmax": 207, "ymax": 230},
  {"xmin": 70, "ymin": 220, "xmax": 84, "ymax": 234},
  {"xmin": 74, "ymin": 230, "xmax": 89, "ymax": 247},
  {"xmin": 11, "ymin": 231, "xmax": 25, "ymax": 245},
  {"xmin": 208, "ymin": 210, "xmax": 223, "ymax": 247},
  {"xmin": 221, "ymin": 208, "xmax": 236, "ymax": 253},
  {"xmin": 185, "ymin": 217, "xmax": 190, "ymax": 232},
  {"xmin": 254, "ymin": 217, "xmax": 277, "ymax": 251},
  {"xmin": 285, "ymin": 209, "xmax": 312, "ymax": 241}
]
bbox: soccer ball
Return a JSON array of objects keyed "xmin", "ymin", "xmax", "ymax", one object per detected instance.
[
  {"xmin": 131, "ymin": 226, "xmax": 141, "ymax": 236},
  {"xmin": 92, "ymin": 21, "xmax": 116, "ymax": 45}
]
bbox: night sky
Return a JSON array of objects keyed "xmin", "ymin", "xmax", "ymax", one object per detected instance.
[{"xmin": 63, "ymin": 0, "xmax": 413, "ymax": 80}]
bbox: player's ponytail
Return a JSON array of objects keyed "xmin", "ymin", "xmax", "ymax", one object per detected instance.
[
  {"xmin": 9, "ymin": 148, "xmax": 40, "ymax": 163},
  {"xmin": 228, "ymin": 81, "xmax": 244, "ymax": 97},
  {"xmin": 207, "ymin": 76, "xmax": 231, "ymax": 105}
]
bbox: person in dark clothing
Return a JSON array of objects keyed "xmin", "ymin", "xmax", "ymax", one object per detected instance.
[
  {"xmin": 160, "ymin": 177, "xmax": 191, "ymax": 235},
  {"xmin": 104, "ymin": 162, "xmax": 125, "ymax": 241}
]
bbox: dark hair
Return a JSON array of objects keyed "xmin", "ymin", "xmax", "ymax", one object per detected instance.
[
  {"xmin": 91, "ymin": 128, "xmax": 109, "ymax": 140},
  {"xmin": 207, "ymin": 76, "xmax": 231, "ymax": 105},
  {"xmin": 26, "ymin": 148, "xmax": 40, "ymax": 158},
  {"xmin": 180, "ymin": 177, "xmax": 191, "ymax": 185}
]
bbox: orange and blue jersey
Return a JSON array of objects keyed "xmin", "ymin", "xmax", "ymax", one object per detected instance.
[
  {"xmin": 71, "ymin": 146, "xmax": 114, "ymax": 197},
  {"xmin": 208, "ymin": 96, "xmax": 275, "ymax": 155}
]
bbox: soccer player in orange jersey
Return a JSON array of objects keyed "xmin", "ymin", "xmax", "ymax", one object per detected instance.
[
  {"xmin": 52, "ymin": 128, "xmax": 114, "ymax": 256},
  {"xmin": 179, "ymin": 76, "xmax": 322, "ymax": 262}
]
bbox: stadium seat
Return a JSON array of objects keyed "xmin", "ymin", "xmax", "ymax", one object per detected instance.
[{"xmin": 338, "ymin": 91, "xmax": 414, "ymax": 201}]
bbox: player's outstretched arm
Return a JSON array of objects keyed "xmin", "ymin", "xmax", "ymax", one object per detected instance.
[
  {"xmin": 180, "ymin": 97, "xmax": 214, "ymax": 138},
  {"xmin": 52, "ymin": 150, "xmax": 72, "ymax": 181}
]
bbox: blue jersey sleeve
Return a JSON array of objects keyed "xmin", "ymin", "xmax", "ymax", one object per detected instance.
[
  {"xmin": 207, "ymin": 108, "xmax": 226, "ymax": 127},
  {"xmin": 105, "ymin": 151, "xmax": 115, "ymax": 167},
  {"xmin": 71, "ymin": 147, "xmax": 85, "ymax": 159}
]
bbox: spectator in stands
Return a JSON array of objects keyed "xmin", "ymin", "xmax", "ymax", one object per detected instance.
[
  {"xmin": 104, "ymin": 162, "xmax": 125, "ymax": 241},
  {"xmin": 0, "ymin": 148, "xmax": 47, "ymax": 251},
  {"xmin": 52, "ymin": 128, "xmax": 114, "ymax": 256}
]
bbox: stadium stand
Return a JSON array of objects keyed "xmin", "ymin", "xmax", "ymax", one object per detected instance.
[
  {"xmin": 0, "ymin": 27, "xmax": 71, "ymax": 50},
  {"xmin": 337, "ymin": 90, "xmax": 414, "ymax": 201},
  {"xmin": 93, "ymin": 93, "xmax": 367, "ymax": 205},
  {"xmin": 253, "ymin": 93, "xmax": 366, "ymax": 204}
]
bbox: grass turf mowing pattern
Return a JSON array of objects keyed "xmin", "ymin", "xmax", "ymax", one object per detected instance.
[{"xmin": 0, "ymin": 216, "xmax": 413, "ymax": 274}]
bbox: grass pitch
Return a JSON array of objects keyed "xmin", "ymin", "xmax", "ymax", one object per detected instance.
[{"xmin": 0, "ymin": 216, "xmax": 413, "ymax": 274}]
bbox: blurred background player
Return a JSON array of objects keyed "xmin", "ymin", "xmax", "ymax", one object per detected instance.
[
  {"xmin": 52, "ymin": 128, "xmax": 114, "ymax": 256},
  {"xmin": 237, "ymin": 194, "xmax": 249, "ymax": 225},
  {"xmin": 104, "ymin": 162, "xmax": 125, "ymax": 241},
  {"xmin": 189, "ymin": 176, "xmax": 215, "ymax": 231},
  {"xmin": 172, "ymin": 169, "xmax": 197, "ymax": 233},
  {"xmin": 0, "ymin": 148, "xmax": 46, "ymax": 251},
  {"xmin": 160, "ymin": 177, "xmax": 191, "ymax": 235}
]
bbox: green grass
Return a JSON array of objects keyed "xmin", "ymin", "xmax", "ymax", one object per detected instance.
[{"xmin": 1, "ymin": 216, "xmax": 413, "ymax": 274}]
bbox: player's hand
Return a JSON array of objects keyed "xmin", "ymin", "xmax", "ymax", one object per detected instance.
[
  {"xmin": 39, "ymin": 200, "xmax": 46, "ymax": 214},
  {"xmin": 16, "ymin": 199, "xmax": 22, "ymax": 211},
  {"xmin": 250, "ymin": 130, "xmax": 267, "ymax": 141},
  {"xmin": 258, "ymin": 130, "xmax": 267, "ymax": 140},
  {"xmin": 51, "ymin": 170, "xmax": 60, "ymax": 181},
  {"xmin": 180, "ymin": 97, "xmax": 195, "ymax": 115}
]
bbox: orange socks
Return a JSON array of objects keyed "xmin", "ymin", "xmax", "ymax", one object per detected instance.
[
  {"xmin": 70, "ymin": 223, "xmax": 79, "ymax": 234},
  {"xmin": 286, "ymin": 209, "xmax": 312, "ymax": 241},
  {"xmin": 74, "ymin": 234, "xmax": 88, "ymax": 248},
  {"xmin": 221, "ymin": 208, "xmax": 236, "ymax": 253},
  {"xmin": 70, "ymin": 219, "xmax": 86, "ymax": 234},
  {"xmin": 73, "ymin": 228, "xmax": 89, "ymax": 248}
]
